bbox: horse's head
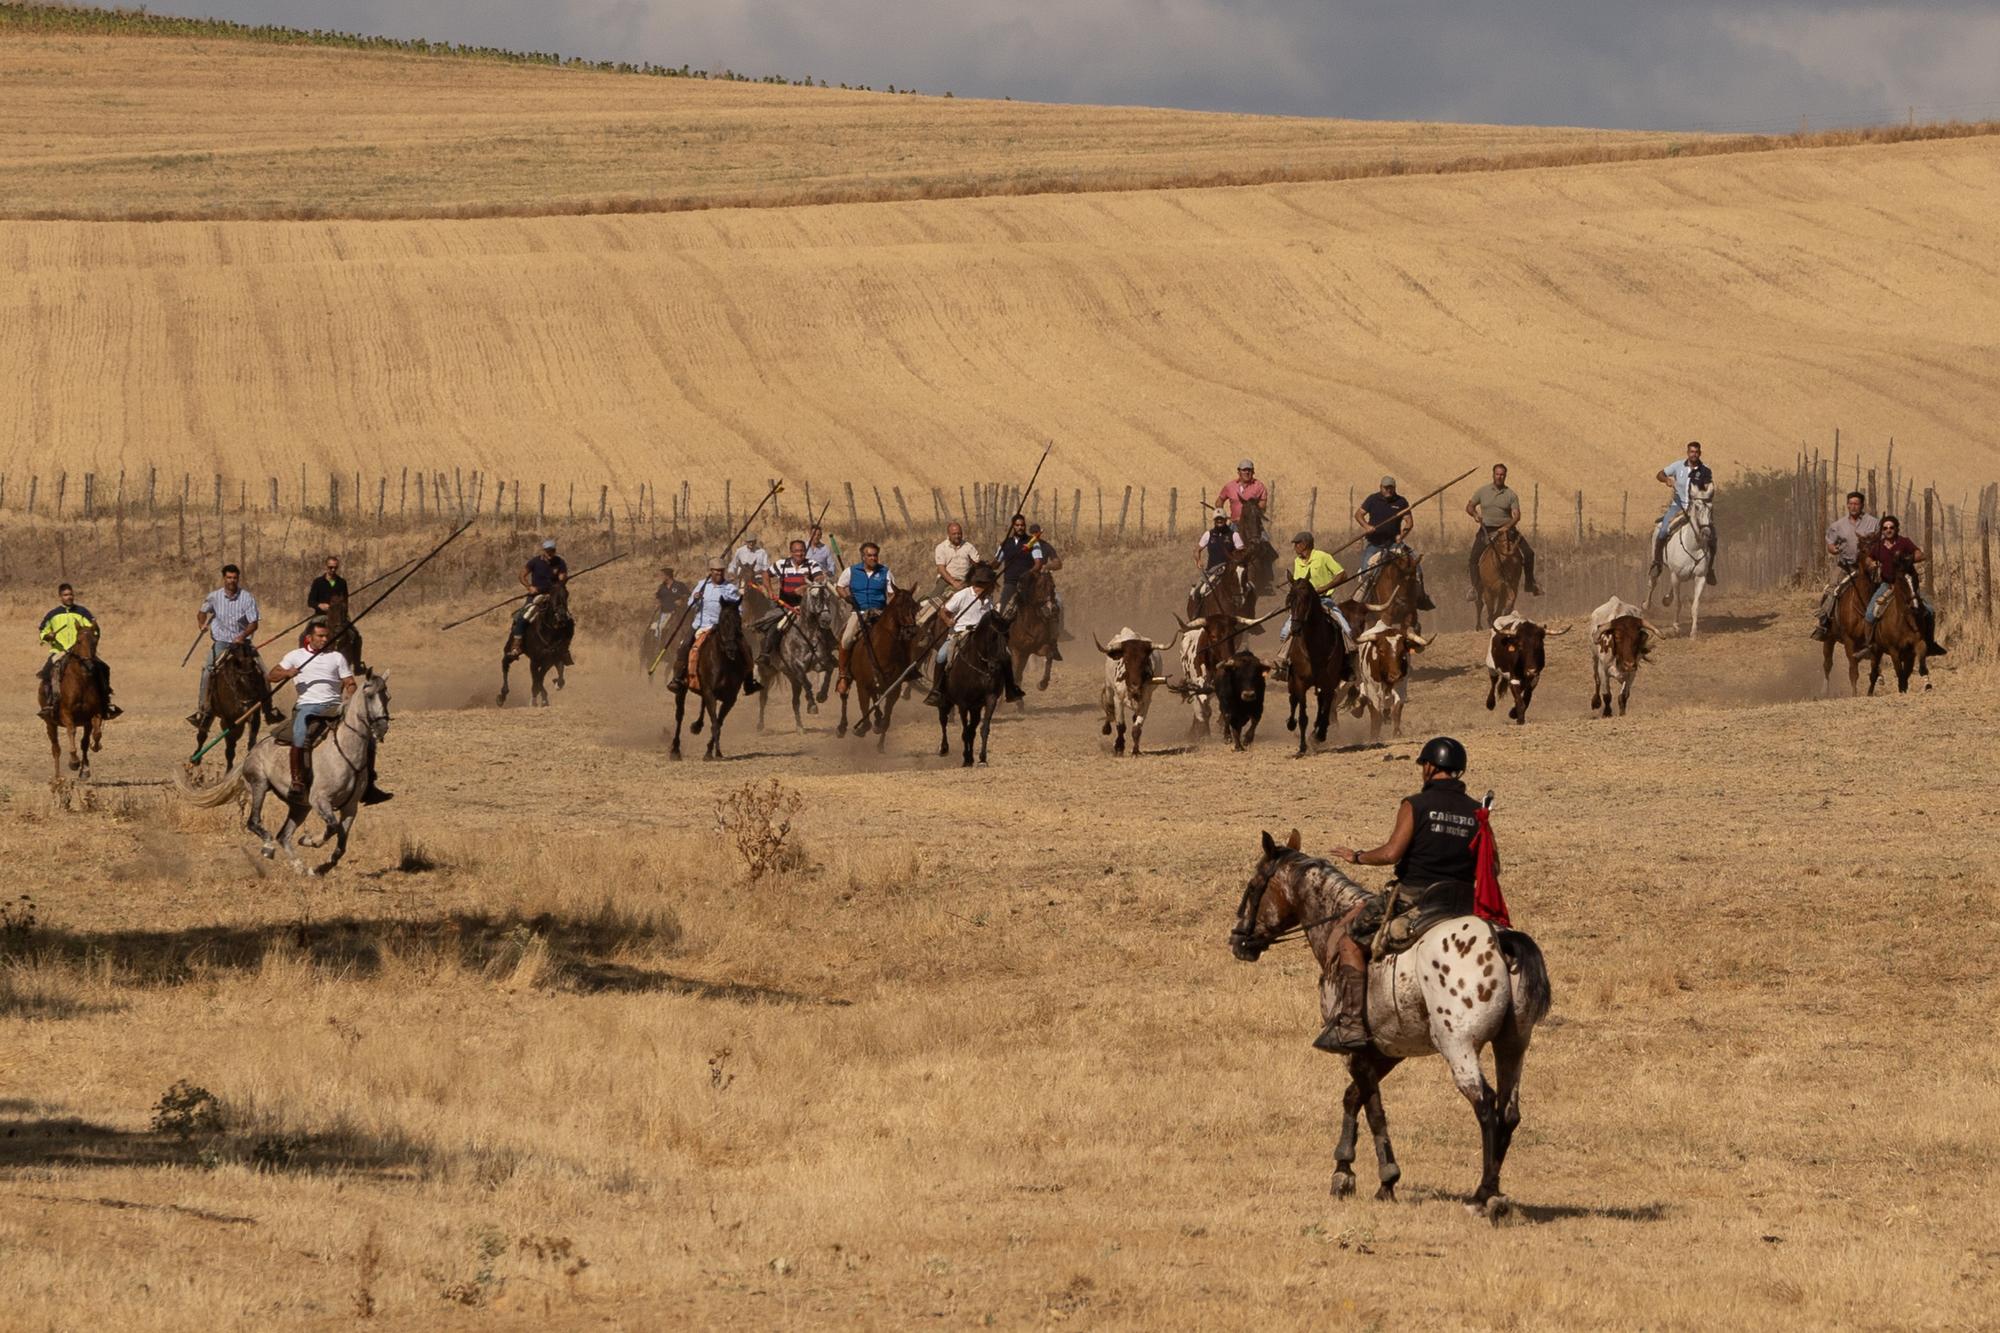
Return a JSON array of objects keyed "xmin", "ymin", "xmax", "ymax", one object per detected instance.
[
  {"xmin": 356, "ymin": 670, "xmax": 392, "ymax": 742},
  {"xmin": 1286, "ymin": 576, "xmax": 1320, "ymax": 618},
  {"xmin": 885, "ymin": 586, "xmax": 920, "ymax": 635},
  {"xmin": 70, "ymin": 623, "xmax": 99, "ymax": 660},
  {"xmin": 1686, "ymin": 485, "xmax": 1715, "ymax": 534},
  {"xmin": 324, "ymin": 593, "xmax": 351, "ymax": 628},
  {"xmin": 1491, "ymin": 526, "xmax": 1520, "ymax": 557},
  {"xmin": 1238, "ymin": 499, "xmax": 1265, "ymax": 540},
  {"xmin": 803, "ymin": 580, "xmax": 839, "ymax": 629},
  {"xmin": 1231, "ymin": 829, "xmax": 1304, "ymax": 961}
]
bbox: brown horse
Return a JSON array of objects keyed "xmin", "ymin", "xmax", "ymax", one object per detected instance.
[
  {"xmin": 1863, "ymin": 556, "xmax": 1931, "ymax": 695},
  {"xmin": 1281, "ymin": 577, "xmax": 1350, "ymax": 757},
  {"xmin": 195, "ymin": 640, "xmax": 271, "ymax": 773},
  {"xmin": 1188, "ymin": 557, "xmax": 1256, "ymax": 625},
  {"xmin": 1237, "ymin": 499, "xmax": 1279, "ymax": 595},
  {"xmin": 499, "ymin": 585, "xmax": 574, "ymax": 707},
  {"xmin": 44, "ymin": 629, "xmax": 107, "ymax": 783},
  {"xmin": 837, "ymin": 586, "xmax": 921, "ymax": 750},
  {"xmin": 671, "ymin": 599, "xmax": 751, "ymax": 760},
  {"xmin": 1819, "ymin": 570, "xmax": 1875, "ymax": 696},
  {"xmin": 1473, "ymin": 528, "xmax": 1524, "ymax": 629},
  {"xmin": 1359, "ymin": 546, "xmax": 1428, "ymax": 632},
  {"xmin": 321, "ymin": 592, "xmax": 364, "ymax": 667},
  {"xmin": 1005, "ymin": 565, "xmax": 1061, "ymax": 702}
]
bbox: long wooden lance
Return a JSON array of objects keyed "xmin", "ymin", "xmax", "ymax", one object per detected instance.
[
  {"xmin": 178, "ymin": 629, "xmax": 207, "ymax": 669},
  {"xmin": 190, "ymin": 517, "xmax": 477, "ymax": 765},
  {"xmin": 647, "ymin": 479, "xmax": 786, "ymax": 675},
  {"xmin": 439, "ymin": 546, "xmax": 626, "ymax": 632},
  {"xmin": 1008, "ymin": 441, "xmax": 1054, "ymax": 517},
  {"xmin": 255, "ymin": 548, "xmax": 430, "ymax": 651}
]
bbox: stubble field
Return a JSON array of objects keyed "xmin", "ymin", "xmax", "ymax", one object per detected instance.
[{"xmin": 2, "ymin": 549, "xmax": 1996, "ymax": 1328}]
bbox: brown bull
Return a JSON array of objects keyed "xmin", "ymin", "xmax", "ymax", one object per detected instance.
[
  {"xmin": 1098, "ymin": 629, "xmax": 1170, "ymax": 756},
  {"xmin": 1485, "ymin": 617, "xmax": 1567, "ymax": 725}
]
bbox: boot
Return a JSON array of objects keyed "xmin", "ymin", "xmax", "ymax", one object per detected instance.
[
  {"xmin": 1002, "ymin": 674, "xmax": 1027, "ymax": 703},
  {"xmin": 1312, "ymin": 963, "xmax": 1372, "ymax": 1054},
  {"xmin": 263, "ymin": 703, "xmax": 286, "ymax": 725},
  {"xmin": 187, "ymin": 710, "xmax": 208, "ymax": 729},
  {"xmin": 504, "ymin": 634, "xmax": 523, "ymax": 662},
  {"xmin": 922, "ymin": 680, "xmax": 946, "ymax": 708},
  {"xmin": 739, "ymin": 638, "xmax": 761, "ymax": 694},
  {"xmin": 361, "ymin": 758, "xmax": 392, "ymax": 806},
  {"xmin": 1809, "ymin": 614, "xmax": 1830, "ymax": 642},
  {"xmin": 1649, "ymin": 534, "xmax": 1667, "ymax": 577},
  {"xmin": 1415, "ymin": 575, "xmax": 1436, "ymax": 613},
  {"xmin": 288, "ymin": 746, "xmax": 309, "ymax": 798}
]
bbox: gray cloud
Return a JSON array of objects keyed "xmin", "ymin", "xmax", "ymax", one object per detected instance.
[{"xmin": 169, "ymin": 0, "xmax": 2000, "ymax": 129}]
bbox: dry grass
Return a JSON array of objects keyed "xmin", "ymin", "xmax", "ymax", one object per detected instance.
[{"xmin": 2, "ymin": 556, "xmax": 1997, "ymax": 1327}]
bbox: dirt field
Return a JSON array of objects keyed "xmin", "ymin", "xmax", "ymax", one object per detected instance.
[{"xmin": 3, "ymin": 550, "xmax": 1997, "ymax": 1328}]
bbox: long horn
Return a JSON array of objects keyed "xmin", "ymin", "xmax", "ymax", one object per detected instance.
[
  {"xmin": 1545, "ymin": 623, "xmax": 1572, "ymax": 636},
  {"xmin": 1175, "ymin": 614, "xmax": 1200, "ymax": 632},
  {"xmin": 1092, "ymin": 633, "xmax": 1107, "ymax": 654}
]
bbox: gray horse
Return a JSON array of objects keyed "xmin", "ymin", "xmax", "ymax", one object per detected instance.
[
  {"xmin": 756, "ymin": 580, "xmax": 840, "ymax": 731},
  {"xmin": 176, "ymin": 670, "xmax": 391, "ymax": 876}
]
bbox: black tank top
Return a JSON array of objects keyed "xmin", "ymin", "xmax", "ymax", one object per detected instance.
[{"xmin": 1395, "ymin": 778, "xmax": 1481, "ymax": 884}]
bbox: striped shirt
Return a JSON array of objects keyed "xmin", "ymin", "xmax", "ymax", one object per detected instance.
[{"xmin": 201, "ymin": 587, "xmax": 261, "ymax": 643}]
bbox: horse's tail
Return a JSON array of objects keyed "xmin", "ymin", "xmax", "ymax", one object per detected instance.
[
  {"xmin": 1497, "ymin": 929, "xmax": 1553, "ymax": 1027},
  {"xmin": 174, "ymin": 756, "xmax": 249, "ymax": 807}
]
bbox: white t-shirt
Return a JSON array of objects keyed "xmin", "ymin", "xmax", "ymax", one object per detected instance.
[
  {"xmin": 279, "ymin": 647, "xmax": 353, "ymax": 708},
  {"xmin": 944, "ymin": 586, "xmax": 991, "ymax": 631},
  {"xmin": 729, "ymin": 545, "xmax": 775, "ymax": 582}
]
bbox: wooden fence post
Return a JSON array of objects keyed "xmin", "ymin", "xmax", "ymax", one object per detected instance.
[
  {"xmin": 1096, "ymin": 487, "xmax": 1105, "ymax": 538},
  {"xmin": 1575, "ymin": 490, "xmax": 1584, "ymax": 544},
  {"xmin": 538, "ymin": 482, "xmax": 547, "ymax": 523},
  {"xmin": 1983, "ymin": 519, "xmax": 1993, "ymax": 623},
  {"xmin": 83, "ymin": 472, "xmax": 95, "ymax": 519},
  {"xmin": 27, "ymin": 475, "xmax": 36, "ymax": 515},
  {"xmin": 1168, "ymin": 487, "xmax": 1179, "ymax": 539},
  {"xmin": 56, "ymin": 471, "xmax": 66, "ymax": 516},
  {"xmin": 1621, "ymin": 491, "xmax": 1629, "ymax": 535},
  {"xmin": 1306, "ymin": 486, "xmax": 1318, "ymax": 534},
  {"xmin": 377, "ymin": 476, "xmax": 387, "ymax": 520},
  {"xmin": 1116, "ymin": 485, "xmax": 1133, "ymax": 539},
  {"xmin": 1867, "ymin": 468, "xmax": 1876, "ymax": 512},
  {"xmin": 892, "ymin": 485, "xmax": 913, "ymax": 529},
  {"xmin": 599, "ymin": 485, "xmax": 609, "ymax": 521},
  {"xmin": 1531, "ymin": 483, "xmax": 1539, "ymax": 539},
  {"xmin": 843, "ymin": 481, "xmax": 858, "ymax": 527},
  {"xmin": 1138, "ymin": 487, "xmax": 1147, "ymax": 535},
  {"xmin": 873, "ymin": 485, "xmax": 890, "ymax": 530},
  {"xmin": 147, "ymin": 466, "xmax": 157, "ymax": 515},
  {"xmin": 329, "ymin": 474, "xmax": 340, "ymax": 518}
]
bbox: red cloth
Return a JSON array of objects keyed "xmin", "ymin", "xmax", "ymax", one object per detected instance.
[{"xmin": 1470, "ymin": 807, "xmax": 1511, "ymax": 928}]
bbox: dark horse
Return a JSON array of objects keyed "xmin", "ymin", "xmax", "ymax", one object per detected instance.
[
  {"xmin": 837, "ymin": 586, "xmax": 920, "ymax": 750},
  {"xmin": 1237, "ymin": 498, "xmax": 1279, "ymax": 596},
  {"xmin": 671, "ymin": 599, "xmax": 751, "ymax": 760},
  {"xmin": 320, "ymin": 593, "xmax": 364, "ymax": 667},
  {"xmin": 1282, "ymin": 577, "xmax": 1349, "ymax": 757},
  {"xmin": 1188, "ymin": 556, "xmax": 1257, "ymax": 625},
  {"xmin": 499, "ymin": 585, "xmax": 574, "ymax": 707},
  {"xmin": 195, "ymin": 640, "xmax": 272, "ymax": 772},
  {"xmin": 44, "ymin": 627, "xmax": 108, "ymax": 783},
  {"xmin": 1004, "ymin": 565, "xmax": 1061, "ymax": 703},
  {"xmin": 934, "ymin": 609, "xmax": 1014, "ymax": 766},
  {"xmin": 1863, "ymin": 552, "xmax": 1932, "ymax": 695}
]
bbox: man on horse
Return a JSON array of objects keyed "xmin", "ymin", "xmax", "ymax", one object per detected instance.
[
  {"xmin": 804, "ymin": 522, "xmax": 840, "ymax": 579},
  {"xmin": 669, "ymin": 557, "xmax": 761, "ymax": 693},
  {"xmin": 921, "ymin": 564, "xmax": 1025, "ymax": 707},
  {"xmin": 1320, "ymin": 736, "xmax": 1486, "ymax": 1052},
  {"xmin": 38, "ymin": 583, "xmax": 120, "ymax": 721},
  {"xmin": 1279, "ymin": 531, "xmax": 1345, "ymax": 645},
  {"xmin": 1812, "ymin": 491, "xmax": 1878, "ymax": 642},
  {"xmin": 506, "ymin": 539, "xmax": 568, "ymax": 662},
  {"xmin": 1465, "ymin": 464, "xmax": 1543, "ymax": 601},
  {"xmin": 994, "ymin": 516, "xmax": 1066, "ymax": 656},
  {"xmin": 652, "ymin": 563, "xmax": 689, "ymax": 640},
  {"xmin": 268, "ymin": 619, "xmax": 390, "ymax": 803},
  {"xmin": 1215, "ymin": 459, "xmax": 1269, "ymax": 523},
  {"xmin": 1650, "ymin": 441, "xmax": 1717, "ymax": 588},
  {"xmin": 308, "ymin": 554, "xmax": 348, "ymax": 616},
  {"xmin": 729, "ymin": 533, "xmax": 777, "ymax": 595},
  {"xmin": 191, "ymin": 564, "xmax": 283, "ymax": 729},
  {"xmin": 932, "ymin": 520, "xmax": 980, "ymax": 600},
  {"xmin": 758, "ymin": 540, "xmax": 819, "ymax": 665},
  {"xmin": 834, "ymin": 542, "xmax": 897, "ymax": 696},
  {"xmin": 1864, "ymin": 516, "xmax": 1946, "ymax": 656},
  {"xmin": 1195, "ymin": 509, "xmax": 1244, "ymax": 572},
  {"xmin": 1354, "ymin": 476, "xmax": 1435, "ymax": 610}
]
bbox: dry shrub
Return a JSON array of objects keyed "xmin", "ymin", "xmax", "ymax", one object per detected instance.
[{"xmin": 714, "ymin": 779, "xmax": 805, "ymax": 881}]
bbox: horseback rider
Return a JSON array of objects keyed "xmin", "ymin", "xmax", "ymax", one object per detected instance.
[
  {"xmin": 932, "ymin": 520, "xmax": 980, "ymax": 599},
  {"xmin": 1464, "ymin": 463, "xmax": 1543, "ymax": 600},
  {"xmin": 1320, "ymin": 736, "xmax": 1483, "ymax": 1052},
  {"xmin": 268, "ymin": 620, "xmax": 391, "ymax": 804},
  {"xmin": 1215, "ymin": 459, "xmax": 1269, "ymax": 523},
  {"xmin": 1279, "ymin": 531, "xmax": 1344, "ymax": 646},
  {"xmin": 1354, "ymin": 476, "xmax": 1435, "ymax": 610},
  {"xmin": 37, "ymin": 582, "xmax": 120, "ymax": 721},
  {"xmin": 728, "ymin": 533, "xmax": 776, "ymax": 595},
  {"xmin": 308, "ymin": 554, "xmax": 348, "ymax": 615},
  {"xmin": 652, "ymin": 563, "xmax": 689, "ymax": 640},
  {"xmin": 672, "ymin": 557, "xmax": 762, "ymax": 694},
  {"xmin": 1812, "ymin": 490, "xmax": 1878, "ymax": 642},
  {"xmin": 834, "ymin": 542, "xmax": 895, "ymax": 696},
  {"xmin": 191, "ymin": 564, "xmax": 283, "ymax": 729},
  {"xmin": 993, "ymin": 515, "xmax": 1066, "ymax": 658},
  {"xmin": 759, "ymin": 540, "xmax": 818, "ymax": 664},
  {"xmin": 1195, "ymin": 510, "xmax": 1244, "ymax": 573},
  {"xmin": 804, "ymin": 523, "xmax": 840, "ymax": 579},
  {"xmin": 505, "ymin": 539, "xmax": 568, "ymax": 662},
  {"xmin": 1863, "ymin": 516, "xmax": 1947, "ymax": 656},
  {"xmin": 921, "ymin": 564, "xmax": 1026, "ymax": 707},
  {"xmin": 1650, "ymin": 441, "xmax": 1718, "ymax": 587}
]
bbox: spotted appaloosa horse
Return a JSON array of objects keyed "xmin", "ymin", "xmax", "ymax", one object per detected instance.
[{"xmin": 1230, "ymin": 830, "xmax": 1553, "ymax": 1217}]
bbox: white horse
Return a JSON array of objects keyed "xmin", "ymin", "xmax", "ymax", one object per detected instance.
[
  {"xmin": 176, "ymin": 670, "xmax": 391, "ymax": 876},
  {"xmin": 1644, "ymin": 483, "xmax": 1713, "ymax": 637},
  {"xmin": 1230, "ymin": 830, "xmax": 1553, "ymax": 1217}
]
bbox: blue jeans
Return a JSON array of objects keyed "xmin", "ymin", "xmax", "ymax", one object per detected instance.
[
  {"xmin": 293, "ymin": 700, "xmax": 342, "ymax": 748},
  {"xmin": 195, "ymin": 639, "xmax": 262, "ymax": 710},
  {"xmin": 1866, "ymin": 583, "xmax": 1933, "ymax": 625},
  {"xmin": 1654, "ymin": 503, "xmax": 1685, "ymax": 541},
  {"xmin": 1280, "ymin": 596, "xmax": 1339, "ymax": 641},
  {"xmin": 509, "ymin": 597, "xmax": 535, "ymax": 640}
]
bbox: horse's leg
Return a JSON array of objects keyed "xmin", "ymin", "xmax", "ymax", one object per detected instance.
[
  {"xmin": 315, "ymin": 812, "xmax": 353, "ymax": 877},
  {"xmin": 1688, "ymin": 575, "xmax": 1704, "ymax": 640},
  {"xmin": 756, "ymin": 670, "xmax": 770, "ymax": 732},
  {"xmin": 46, "ymin": 719, "xmax": 61, "ymax": 784},
  {"xmin": 1489, "ymin": 1024, "xmax": 1530, "ymax": 1200},
  {"xmin": 978, "ymin": 696, "xmax": 996, "ymax": 765},
  {"xmin": 669, "ymin": 689, "xmax": 687, "ymax": 759},
  {"xmin": 938, "ymin": 701, "xmax": 953, "ymax": 757},
  {"xmin": 498, "ymin": 653, "xmax": 511, "ymax": 706},
  {"xmin": 1848, "ymin": 645, "xmax": 1862, "ymax": 695},
  {"xmin": 1330, "ymin": 1072, "xmax": 1366, "ymax": 1198},
  {"xmin": 1037, "ymin": 652, "xmax": 1052, "ymax": 691},
  {"xmin": 1867, "ymin": 649, "xmax": 1883, "ymax": 696},
  {"xmin": 1441, "ymin": 1034, "xmax": 1502, "ymax": 1211},
  {"xmin": 1361, "ymin": 1078, "xmax": 1403, "ymax": 1203},
  {"xmin": 76, "ymin": 722, "xmax": 92, "ymax": 781},
  {"xmin": 1313, "ymin": 685, "xmax": 1334, "ymax": 746},
  {"xmin": 874, "ymin": 683, "xmax": 895, "ymax": 752},
  {"xmin": 709, "ymin": 694, "xmax": 736, "ymax": 759},
  {"xmin": 961, "ymin": 707, "xmax": 977, "ymax": 768}
]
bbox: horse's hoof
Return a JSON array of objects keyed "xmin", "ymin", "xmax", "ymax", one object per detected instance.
[
  {"xmin": 1375, "ymin": 1183, "xmax": 1397, "ymax": 1203},
  {"xmin": 261, "ymin": 846, "xmax": 276, "ymax": 859},
  {"xmin": 1330, "ymin": 1171, "xmax": 1355, "ymax": 1199},
  {"xmin": 1482, "ymin": 1195, "xmax": 1513, "ymax": 1223},
  {"xmin": 835, "ymin": 723, "xmax": 848, "ymax": 738},
  {"xmin": 855, "ymin": 722, "xmax": 871, "ymax": 737}
]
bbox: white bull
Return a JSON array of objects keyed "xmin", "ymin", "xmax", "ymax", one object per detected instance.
[
  {"xmin": 1352, "ymin": 620, "xmax": 1430, "ymax": 742},
  {"xmin": 1097, "ymin": 627, "xmax": 1170, "ymax": 756}
]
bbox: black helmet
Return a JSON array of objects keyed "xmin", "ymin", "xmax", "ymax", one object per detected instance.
[{"xmin": 1417, "ymin": 736, "xmax": 1467, "ymax": 774}]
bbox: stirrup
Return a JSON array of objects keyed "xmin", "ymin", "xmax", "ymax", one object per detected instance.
[{"xmin": 1312, "ymin": 1018, "xmax": 1371, "ymax": 1054}]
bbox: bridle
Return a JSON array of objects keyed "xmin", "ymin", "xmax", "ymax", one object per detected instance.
[{"xmin": 1230, "ymin": 851, "xmax": 1351, "ymax": 956}]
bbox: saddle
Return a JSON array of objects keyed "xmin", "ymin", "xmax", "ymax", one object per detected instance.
[
  {"xmin": 277, "ymin": 713, "xmax": 336, "ymax": 751},
  {"xmin": 686, "ymin": 629, "xmax": 711, "ymax": 689},
  {"xmin": 1352, "ymin": 880, "xmax": 1475, "ymax": 959}
]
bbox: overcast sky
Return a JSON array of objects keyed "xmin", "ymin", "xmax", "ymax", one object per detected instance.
[{"xmin": 169, "ymin": 0, "xmax": 2000, "ymax": 130}]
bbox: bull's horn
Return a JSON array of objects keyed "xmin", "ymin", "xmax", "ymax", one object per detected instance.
[
  {"xmin": 1234, "ymin": 615, "xmax": 1258, "ymax": 625},
  {"xmin": 1545, "ymin": 623, "xmax": 1573, "ymax": 636},
  {"xmin": 1092, "ymin": 633, "xmax": 1107, "ymax": 654},
  {"xmin": 1149, "ymin": 676, "xmax": 1171, "ymax": 684},
  {"xmin": 1408, "ymin": 631, "xmax": 1432, "ymax": 648},
  {"xmin": 1175, "ymin": 614, "xmax": 1200, "ymax": 632}
]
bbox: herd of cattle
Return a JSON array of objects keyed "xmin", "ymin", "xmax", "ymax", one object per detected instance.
[{"xmin": 1096, "ymin": 593, "xmax": 1661, "ymax": 758}]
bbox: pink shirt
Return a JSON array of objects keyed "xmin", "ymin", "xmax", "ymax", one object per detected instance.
[{"xmin": 1216, "ymin": 478, "xmax": 1269, "ymax": 522}]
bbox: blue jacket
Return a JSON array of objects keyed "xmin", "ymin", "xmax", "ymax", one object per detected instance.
[{"xmin": 846, "ymin": 565, "xmax": 892, "ymax": 611}]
